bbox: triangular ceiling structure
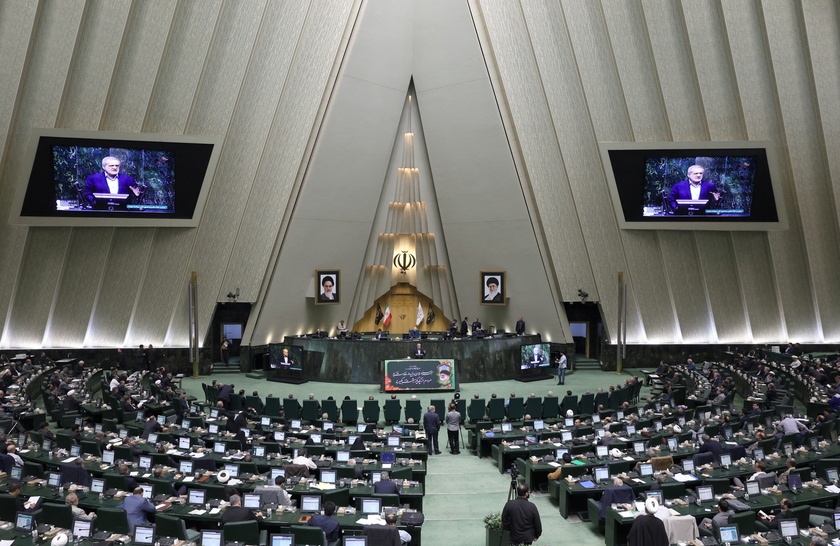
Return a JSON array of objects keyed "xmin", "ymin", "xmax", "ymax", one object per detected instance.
[{"xmin": 246, "ymin": 0, "xmax": 569, "ymax": 345}]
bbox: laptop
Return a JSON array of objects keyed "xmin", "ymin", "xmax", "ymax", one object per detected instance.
[
  {"xmin": 133, "ymin": 525, "xmax": 156, "ymax": 545},
  {"xmin": 201, "ymin": 530, "xmax": 223, "ymax": 546},
  {"xmin": 718, "ymin": 524, "xmax": 740, "ymax": 544}
]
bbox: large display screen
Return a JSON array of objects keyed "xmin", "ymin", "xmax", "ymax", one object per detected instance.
[
  {"xmin": 520, "ymin": 343, "xmax": 551, "ymax": 370},
  {"xmin": 269, "ymin": 344, "xmax": 303, "ymax": 372},
  {"xmin": 600, "ymin": 141, "xmax": 786, "ymax": 230},
  {"xmin": 11, "ymin": 129, "xmax": 220, "ymax": 227},
  {"xmin": 383, "ymin": 359, "xmax": 457, "ymax": 392}
]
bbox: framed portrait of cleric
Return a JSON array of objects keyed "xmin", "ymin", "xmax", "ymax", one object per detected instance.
[
  {"xmin": 480, "ymin": 271, "xmax": 506, "ymax": 305},
  {"xmin": 315, "ymin": 270, "xmax": 340, "ymax": 305}
]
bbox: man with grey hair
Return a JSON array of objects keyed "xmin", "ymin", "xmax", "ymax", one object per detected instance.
[
  {"xmin": 423, "ymin": 405, "xmax": 441, "ymax": 455},
  {"xmin": 84, "ymin": 156, "xmax": 140, "ymax": 207},
  {"xmin": 221, "ymin": 494, "xmax": 263, "ymax": 523}
]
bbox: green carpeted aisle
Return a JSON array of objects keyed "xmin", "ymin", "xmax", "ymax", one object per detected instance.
[{"xmin": 180, "ymin": 367, "xmax": 645, "ymax": 546}]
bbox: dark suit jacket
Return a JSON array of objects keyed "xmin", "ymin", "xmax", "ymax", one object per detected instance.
[
  {"xmin": 423, "ymin": 411, "xmax": 441, "ymax": 434},
  {"xmin": 413, "ymin": 349, "xmax": 426, "ymax": 359},
  {"xmin": 373, "ymin": 479, "xmax": 401, "ymax": 495},
  {"xmin": 669, "ymin": 180, "xmax": 718, "ymax": 211},
  {"xmin": 221, "ymin": 506, "xmax": 261, "ymax": 523},
  {"xmin": 84, "ymin": 172, "xmax": 137, "ymax": 205}
]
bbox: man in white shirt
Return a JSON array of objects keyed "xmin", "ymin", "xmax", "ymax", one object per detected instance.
[{"xmin": 556, "ymin": 352, "xmax": 568, "ymax": 385}]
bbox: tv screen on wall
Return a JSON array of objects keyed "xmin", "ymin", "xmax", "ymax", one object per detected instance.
[
  {"xmin": 10, "ymin": 129, "xmax": 220, "ymax": 227},
  {"xmin": 600, "ymin": 141, "xmax": 786, "ymax": 231}
]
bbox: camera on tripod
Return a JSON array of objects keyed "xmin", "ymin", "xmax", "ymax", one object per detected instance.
[{"xmin": 509, "ymin": 462, "xmax": 519, "ymax": 482}]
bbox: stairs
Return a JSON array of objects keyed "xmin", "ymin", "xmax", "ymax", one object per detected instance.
[{"xmin": 574, "ymin": 357, "xmax": 602, "ymax": 371}]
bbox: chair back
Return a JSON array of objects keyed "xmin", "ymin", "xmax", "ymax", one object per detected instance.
[
  {"xmin": 363, "ymin": 400, "xmax": 381, "ymax": 424},
  {"xmin": 154, "ymin": 513, "xmax": 188, "ymax": 540},
  {"xmin": 789, "ymin": 504, "xmax": 811, "ymax": 529},
  {"xmin": 283, "ymin": 398, "xmax": 301, "ymax": 420},
  {"xmin": 383, "ymin": 400, "xmax": 401, "ymax": 423},
  {"xmin": 40, "ymin": 502, "xmax": 74, "ymax": 529},
  {"xmin": 507, "ymin": 397, "xmax": 525, "ymax": 421},
  {"xmin": 289, "ymin": 524, "xmax": 327, "ymax": 546},
  {"xmin": 363, "ymin": 525, "xmax": 401, "ymax": 546},
  {"xmin": 404, "ymin": 400, "xmax": 422, "ymax": 423},
  {"xmin": 223, "ymin": 520, "xmax": 260, "ymax": 545},
  {"xmin": 301, "ymin": 400, "xmax": 320, "ymax": 422},
  {"xmin": 542, "ymin": 396, "xmax": 560, "ymax": 419},
  {"xmin": 467, "ymin": 399, "xmax": 486, "ymax": 421},
  {"xmin": 264, "ymin": 397, "xmax": 282, "ymax": 417},
  {"xmin": 727, "ymin": 510, "xmax": 755, "ymax": 535},
  {"xmin": 284, "ymin": 464, "xmax": 311, "ymax": 479},
  {"xmin": 663, "ymin": 514, "xmax": 699, "ymax": 543},
  {"xmin": 95, "ymin": 506, "xmax": 130, "ymax": 534},
  {"xmin": 341, "ymin": 400, "xmax": 359, "ymax": 425},
  {"xmin": 524, "ymin": 397, "xmax": 542, "ymax": 419}
]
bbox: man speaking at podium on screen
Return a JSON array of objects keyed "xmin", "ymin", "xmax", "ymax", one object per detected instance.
[
  {"xmin": 669, "ymin": 164, "xmax": 720, "ymax": 214},
  {"xmin": 84, "ymin": 156, "xmax": 141, "ymax": 207}
]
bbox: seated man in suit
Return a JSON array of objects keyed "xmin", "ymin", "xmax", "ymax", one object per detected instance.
[
  {"xmin": 373, "ymin": 471, "xmax": 401, "ymax": 495},
  {"xmin": 221, "ymin": 494, "xmax": 264, "ymax": 523},
  {"xmin": 119, "ymin": 488, "xmax": 156, "ymax": 531},
  {"xmin": 308, "ymin": 500, "xmax": 341, "ymax": 546},
  {"xmin": 699, "ymin": 499, "xmax": 733, "ymax": 536},
  {"xmin": 756, "ymin": 498, "xmax": 795, "ymax": 531}
]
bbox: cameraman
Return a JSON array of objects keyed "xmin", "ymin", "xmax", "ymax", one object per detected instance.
[{"xmin": 502, "ymin": 484, "xmax": 541, "ymax": 545}]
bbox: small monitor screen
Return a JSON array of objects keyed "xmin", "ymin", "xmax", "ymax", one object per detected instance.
[
  {"xmin": 188, "ymin": 489, "xmax": 206, "ymax": 504},
  {"xmin": 564, "ymin": 418, "xmax": 574, "ymax": 427},
  {"xmin": 810, "ymin": 436, "xmax": 819, "ymax": 450},
  {"xmin": 165, "ymin": 414, "xmax": 178, "ymax": 425},
  {"xmin": 381, "ymin": 452, "xmax": 396, "ymax": 464},
  {"xmin": 242, "ymin": 428, "xmax": 251, "ymax": 438},
  {"xmin": 90, "ymin": 478, "xmax": 105, "ymax": 493},
  {"xmin": 592, "ymin": 414, "xmax": 601, "ymax": 423},
  {"xmin": 719, "ymin": 525, "xmax": 739, "ymax": 543},
  {"xmin": 224, "ymin": 464, "xmax": 240, "ymax": 477},
  {"xmin": 322, "ymin": 421, "xmax": 334, "ymax": 432},
  {"xmin": 720, "ymin": 454, "xmax": 731, "ymax": 467},
  {"xmin": 745, "ymin": 481, "xmax": 760, "ymax": 496},
  {"xmin": 723, "ymin": 427, "xmax": 733, "ymax": 439},
  {"xmin": 43, "ymin": 439, "xmax": 53, "ymax": 451},
  {"xmin": 75, "ymin": 418, "xmax": 83, "ymax": 426},
  {"xmin": 788, "ymin": 474, "xmax": 802, "ymax": 490},
  {"xmin": 827, "ymin": 468, "xmax": 838, "ymax": 483},
  {"xmin": 10, "ymin": 467, "xmax": 21, "ymax": 480},
  {"xmin": 147, "ymin": 433, "xmax": 158, "ymax": 444},
  {"xmin": 291, "ymin": 420, "xmax": 302, "ymax": 429},
  {"xmin": 834, "ymin": 512, "xmax": 840, "ymax": 532},
  {"xmin": 253, "ymin": 445, "xmax": 265, "ymax": 458},
  {"xmin": 210, "ymin": 409, "xmax": 219, "ymax": 419},
  {"xmin": 678, "ymin": 417, "xmax": 686, "ymax": 425},
  {"xmin": 596, "ymin": 445, "xmax": 609, "ymax": 458},
  {"xmin": 779, "ymin": 519, "xmax": 798, "ymax": 538},
  {"xmin": 70, "ymin": 445, "xmax": 81, "ymax": 457},
  {"xmin": 594, "ymin": 467, "xmax": 609, "ymax": 482},
  {"xmin": 357, "ymin": 424, "xmax": 368, "ymax": 433},
  {"xmin": 501, "ymin": 423, "xmax": 512, "ymax": 433},
  {"xmin": 336, "ymin": 451, "xmax": 351, "ymax": 463},
  {"xmin": 310, "ymin": 433, "xmax": 322, "ymax": 444},
  {"xmin": 387, "ymin": 435, "xmax": 401, "ymax": 447},
  {"xmin": 753, "ymin": 448, "xmax": 764, "ymax": 461},
  {"xmin": 180, "ymin": 460, "xmax": 194, "ymax": 474},
  {"xmin": 697, "ymin": 485, "xmax": 713, "ymax": 501},
  {"xmin": 633, "ymin": 441, "xmax": 645, "ymax": 454},
  {"xmin": 371, "ymin": 472, "xmax": 382, "ymax": 483},
  {"xmin": 270, "ymin": 536, "xmax": 294, "ymax": 546},
  {"xmin": 646, "ymin": 490, "xmax": 663, "ymax": 504},
  {"xmin": 321, "ymin": 470, "xmax": 337, "ymax": 484},
  {"xmin": 361, "ymin": 498, "xmax": 382, "ymax": 514},
  {"xmin": 94, "ymin": 423, "xmax": 103, "ymax": 433},
  {"xmin": 243, "ymin": 493, "xmax": 261, "ymax": 509},
  {"xmin": 208, "ymin": 423, "xmax": 218, "ymax": 434},
  {"xmin": 667, "ymin": 437, "xmax": 678, "ymax": 451},
  {"xmin": 783, "ymin": 443, "xmax": 793, "ymax": 456},
  {"xmin": 561, "ymin": 431, "xmax": 572, "ymax": 442},
  {"xmin": 119, "ymin": 429, "xmax": 128, "ymax": 438},
  {"xmin": 639, "ymin": 463, "xmax": 653, "ymax": 476},
  {"xmin": 520, "ymin": 343, "xmax": 551, "ymax": 369},
  {"xmin": 344, "ymin": 538, "xmax": 367, "ymax": 546},
  {"xmin": 140, "ymin": 484, "xmax": 153, "ymax": 499},
  {"xmin": 134, "ymin": 525, "xmax": 155, "ymax": 545},
  {"xmin": 654, "ymin": 420, "xmax": 663, "ymax": 431},
  {"xmin": 261, "ymin": 417, "xmax": 271, "ymax": 426},
  {"xmin": 534, "ymin": 419, "xmax": 545, "ymax": 430},
  {"xmin": 626, "ymin": 425, "xmax": 636, "ymax": 435},
  {"xmin": 213, "ymin": 442, "xmax": 225, "ymax": 453},
  {"xmin": 617, "ymin": 411, "xmax": 625, "ymax": 420},
  {"xmin": 682, "ymin": 459, "xmax": 695, "ymax": 473},
  {"xmin": 274, "ymin": 431, "xmax": 285, "ymax": 441},
  {"xmin": 102, "ymin": 450, "xmax": 115, "ymax": 464},
  {"xmin": 139, "ymin": 455, "xmax": 152, "ymax": 469},
  {"xmin": 48, "ymin": 472, "xmax": 61, "ymax": 487},
  {"xmin": 179, "ymin": 437, "xmax": 191, "ymax": 449},
  {"xmin": 270, "ymin": 468, "xmax": 286, "ymax": 482},
  {"xmin": 596, "ymin": 429, "xmax": 606, "ymax": 438},
  {"xmin": 300, "ymin": 495, "xmax": 321, "ymax": 513},
  {"xmin": 15, "ymin": 513, "xmax": 33, "ymax": 531},
  {"xmin": 201, "ymin": 531, "xmax": 223, "ymax": 546},
  {"xmin": 556, "ymin": 448, "xmax": 568, "ymax": 460},
  {"xmin": 73, "ymin": 519, "xmax": 92, "ymax": 538},
  {"xmin": 348, "ymin": 435, "xmax": 359, "ymax": 445}
]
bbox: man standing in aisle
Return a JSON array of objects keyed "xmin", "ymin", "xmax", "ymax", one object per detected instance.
[
  {"xmin": 502, "ymin": 484, "xmax": 542, "ymax": 545},
  {"xmin": 423, "ymin": 405, "xmax": 441, "ymax": 455},
  {"xmin": 445, "ymin": 402, "xmax": 461, "ymax": 454},
  {"xmin": 556, "ymin": 351, "xmax": 567, "ymax": 385}
]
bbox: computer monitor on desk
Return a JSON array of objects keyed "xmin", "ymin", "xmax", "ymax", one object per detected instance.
[
  {"xmin": 696, "ymin": 485, "xmax": 714, "ymax": 503},
  {"xmin": 596, "ymin": 445, "xmax": 608, "ymax": 458},
  {"xmin": 667, "ymin": 437, "xmax": 678, "ymax": 451},
  {"xmin": 594, "ymin": 467, "xmax": 609, "ymax": 483},
  {"xmin": 73, "ymin": 520, "xmax": 92, "ymax": 539},
  {"xmin": 201, "ymin": 530, "xmax": 223, "ymax": 546},
  {"xmin": 270, "ymin": 535, "xmax": 295, "ymax": 546},
  {"xmin": 745, "ymin": 480, "xmax": 760, "ymax": 496},
  {"xmin": 718, "ymin": 524, "xmax": 740, "ymax": 544},
  {"xmin": 778, "ymin": 519, "xmax": 798, "ymax": 539},
  {"xmin": 682, "ymin": 459, "xmax": 694, "ymax": 473}
]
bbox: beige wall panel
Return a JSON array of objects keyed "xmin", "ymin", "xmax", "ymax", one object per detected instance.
[
  {"xmin": 47, "ymin": 228, "xmax": 112, "ymax": 346},
  {"xmin": 619, "ymin": 232, "xmax": 678, "ymax": 342},
  {"xmin": 102, "ymin": 0, "xmax": 178, "ymax": 131},
  {"xmin": 88, "ymin": 228, "xmax": 155, "ymax": 347},
  {"xmin": 56, "ymin": 0, "xmax": 131, "ymax": 129},
  {"xmin": 763, "ymin": 2, "xmax": 840, "ymax": 342},
  {"xmin": 732, "ymin": 233, "xmax": 783, "ymax": 342},
  {"xmin": 143, "ymin": 0, "xmax": 222, "ymax": 133},
  {"xmin": 128, "ymin": 229, "xmax": 194, "ymax": 347},
  {"xmin": 0, "ymin": 2, "xmax": 84, "ymax": 347},
  {"xmin": 5, "ymin": 229, "xmax": 71, "ymax": 348},
  {"xmin": 179, "ymin": 2, "xmax": 355, "ymax": 345},
  {"xmin": 658, "ymin": 232, "xmax": 712, "ymax": 342},
  {"xmin": 694, "ymin": 233, "xmax": 749, "ymax": 342},
  {"xmin": 601, "ymin": 0, "xmax": 670, "ymax": 141},
  {"xmin": 721, "ymin": 1, "xmax": 817, "ymax": 341},
  {"xmin": 640, "ymin": 0, "xmax": 706, "ymax": 140},
  {"xmin": 220, "ymin": 0, "xmax": 312, "ymax": 303},
  {"xmin": 681, "ymin": 0, "xmax": 745, "ymax": 141}
]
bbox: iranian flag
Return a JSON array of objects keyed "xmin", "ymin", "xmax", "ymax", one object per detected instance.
[{"xmin": 383, "ymin": 303, "xmax": 392, "ymax": 326}]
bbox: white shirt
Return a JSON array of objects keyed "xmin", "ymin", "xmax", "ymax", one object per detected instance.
[
  {"xmin": 291, "ymin": 455, "xmax": 317, "ymax": 470},
  {"xmin": 106, "ymin": 174, "xmax": 119, "ymax": 194},
  {"xmin": 690, "ymin": 182, "xmax": 701, "ymax": 200},
  {"xmin": 110, "ymin": 378, "xmax": 120, "ymax": 391},
  {"xmin": 559, "ymin": 355, "xmax": 567, "ymax": 369}
]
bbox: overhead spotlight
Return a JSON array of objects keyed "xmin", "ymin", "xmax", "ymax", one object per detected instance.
[
  {"xmin": 577, "ymin": 289, "xmax": 589, "ymax": 302},
  {"xmin": 226, "ymin": 289, "xmax": 239, "ymax": 302}
]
